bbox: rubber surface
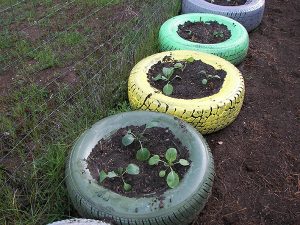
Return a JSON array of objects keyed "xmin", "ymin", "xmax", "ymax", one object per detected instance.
[
  {"xmin": 128, "ymin": 50, "xmax": 245, "ymax": 134},
  {"xmin": 48, "ymin": 219, "xmax": 111, "ymax": 225},
  {"xmin": 66, "ymin": 111, "xmax": 214, "ymax": 225},
  {"xmin": 182, "ymin": 0, "xmax": 265, "ymax": 31},
  {"xmin": 159, "ymin": 13, "xmax": 249, "ymax": 65}
]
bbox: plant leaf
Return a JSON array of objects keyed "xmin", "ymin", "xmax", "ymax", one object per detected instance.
[
  {"xmin": 146, "ymin": 121, "xmax": 159, "ymax": 129},
  {"xmin": 161, "ymin": 76, "xmax": 169, "ymax": 81},
  {"xmin": 186, "ymin": 57, "xmax": 195, "ymax": 63},
  {"xmin": 152, "ymin": 74, "xmax": 162, "ymax": 81},
  {"xmin": 165, "ymin": 148, "xmax": 177, "ymax": 163},
  {"xmin": 166, "ymin": 171, "xmax": 180, "ymax": 188},
  {"xmin": 214, "ymin": 75, "xmax": 221, "ymax": 79},
  {"xmin": 159, "ymin": 170, "xmax": 166, "ymax": 177},
  {"xmin": 136, "ymin": 147, "xmax": 150, "ymax": 161},
  {"xmin": 162, "ymin": 67, "xmax": 174, "ymax": 79},
  {"xmin": 126, "ymin": 163, "xmax": 140, "ymax": 175},
  {"xmin": 116, "ymin": 167, "xmax": 124, "ymax": 175},
  {"xmin": 99, "ymin": 170, "xmax": 107, "ymax": 183},
  {"xmin": 174, "ymin": 63, "xmax": 184, "ymax": 69},
  {"xmin": 123, "ymin": 182, "xmax": 132, "ymax": 191},
  {"xmin": 202, "ymin": 79, "xmax": 208, "ymax": 85},
  {"xmin": 122, "ymin": 133, "xmax": 135, "ymax": 146},
  {"xmin": 163, "ymin": 83, "xmax": 173, "ymax": 96},
  {"xmin": 107, "ymin": 171, "xmax": 118, "ymax": 178},
  {"xmin": 179, "ymin": 159, "xmax": 190, "ymax": 166},
  {"xmin": 148, "ymin": 155, "xmax": 160, "ymax": 165}
]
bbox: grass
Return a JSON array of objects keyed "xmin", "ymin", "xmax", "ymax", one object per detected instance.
[{"xmin": 0, "ymin": 0, "xmax": 181, "ymax": 224}]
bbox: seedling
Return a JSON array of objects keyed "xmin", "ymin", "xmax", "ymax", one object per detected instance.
[
  {"xmin": 152, "ymin": 57, "xmax": 196, "ymax": 96},
  {"xmin": 121, "ymin": 121, "xmax": 159, "ymax": 161},
  {"xmin": 99, "ymin": 163, "xmax": 140, "ymax": 191},
  {"xmin": 213, "ymin": 30, "xmax": 224, "ymax": 38},
  {"xmin": 199, "ymin": 70, "xmax": 221, "ymax": 85},
  {"xmin": 148, "ymin": 148, "xmax": 190, "ymax": 188}
]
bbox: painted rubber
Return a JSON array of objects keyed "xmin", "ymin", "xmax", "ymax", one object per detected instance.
[
  {"xmin": 66, "ymin": 111, "xmax": 214, "ymax": 225},
  {"xmin": 182, "ymin": 0, "xmax": 265, "ymax": 32},
  {"xmin": 159, "ymin": 13, "xmax": 249, "ymax": 65},
  {"xmin": 48, "ymin": 219, "xmax": 111, "ymax": 225},
  {"xmin": 128, "ymin": 50, "xmax": 245, "ymax": 134}
]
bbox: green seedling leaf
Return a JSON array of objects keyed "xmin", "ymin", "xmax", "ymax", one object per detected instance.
[
  {"xmin": 214, "ymin": 75, "xmax": 221, "ymax": 79},
  {"xmin": 162, "ymin": 67, "xmax": 174, "ymax": 78},
  {"xmin": 123, "ymin": 182, "xmax": 132, "ymax": 191},
  {"xmin": 107, "ymin": 171, "xmax": 118, "ymax": 178},
  {"xmin": 99, "ymin": 170, "xmax": 107, "ymax": 183},
  {"xmin": 122, "ymin": 133, "xmax": 135, "ymax": 146},
  {"xmin": 126, "ymin": 163, "xmax": 140, "ymax": 175},
  {"xmin": 167, "ymin": 171, "xmax": 180, "ymax": 188},
  {"xmin": 152, "ymin": 74, "xmax": 162, "ymax": 81},
  {"xmin": 136, "ymin": 147, "xmax": 150, "ymax": 161},
  {"xmin": 186, "ymin": 57, "xmax": 195, "ymax": 63},
  {"xmin": 149, "ymin": 155, "xmax": 160, "ymax": 165},
  {"xmin": 116, "ymin": 167, "xmax": 124, "ymax": 175},
  {"xmin": 163, "ymin": 83, "xmax": 173, "ymax": 96},
  {"xmin": 174, "ymin": 63, "xmax": 184, "ymax": 69},
  {"xmin": 146, "ymin": 121, "xmax": 159, "ymax": 129},
  {"xmin": 202, "ymin": 79, "xmax": 208, "ymax": 85},
  {"xmin": 179, "ymin": 159, "xmax": 190, "ymax": 166},
  {"xmin": 159, "ymin": 170, "xmax": 166, "ymax": 177},
  {"xmin": 161, "ymin": 76, "xmax": 169, "ymax": 81},
  {"xmin": 165, "ymin": 148, "xmax": 177, "ymax": 163}
]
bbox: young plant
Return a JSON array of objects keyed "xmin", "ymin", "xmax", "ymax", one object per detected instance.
[
  {"xmin": 213, "ymin": 30, "xmax": 224, "ymax": 38},
  {"xmin": 199, "ymin": 70, "xmax": 221, "ymax": 85},
  {"xmin": 99, "ymin": 163, "xmax": 140, "ymax": 191},
  {"xmin": 121, "ymin": 121, "xmax": 159, "ymax": 161},
  {"xmin": 152, "ymin": 57, "xmax": 195, "ymax": 96},
  {"xmin": 148, "ymin": 148, "xmax": 190, "ymax": 188}
]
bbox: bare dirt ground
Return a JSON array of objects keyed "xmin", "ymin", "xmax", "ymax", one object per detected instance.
[{"xmin": 196, "ymin": 0, "xmax": 300, "ymax": 224}]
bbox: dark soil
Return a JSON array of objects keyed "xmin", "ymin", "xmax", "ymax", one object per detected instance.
[
  {"xmin": 86, "ymin": 125, "xmax": 190, "ymax": 197},
  {"xmin": 205, "ymin": 0, "xmax": 247, "ymax": 6},
  {"xmin": 178, "ymin": 21, "xmax": 231, "ymax": 44},
  {"xmin": 194, "ymin": 0, "xmax": 300, "ymax": 224},
  {"xmin": 147, "ymin": 56, "xmax": 226, "ymax": 99}
]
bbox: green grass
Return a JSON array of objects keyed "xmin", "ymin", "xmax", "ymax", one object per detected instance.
[{"xmin": 0, "ymin": 0, "xmax": 181, "ymax": 224}]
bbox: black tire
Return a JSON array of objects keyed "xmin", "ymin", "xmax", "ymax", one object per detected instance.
[
  {"xmin": 66, "ymin": 111, "xmax": 214, "ymax": 225},
  {"xmin": 182, "ymin": 0, "xmax": 265, "ymax": 31}
]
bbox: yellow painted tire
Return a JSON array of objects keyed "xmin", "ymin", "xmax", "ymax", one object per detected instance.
[{"xmin": 128, "ymin": 50, "xmax": 245, "ymax": 134}]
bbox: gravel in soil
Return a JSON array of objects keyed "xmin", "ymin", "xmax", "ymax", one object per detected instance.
[
  {"xmin": 194, "ymin": 0, "xmax": 300, "ymax": 224},
  {"xmin": 177, "ymin": 21, "xmax": 231, "ymax": 44},
  {"xmin": 86, "ymin": 125, "xmax": 190, "ymax": 197},
  {"xmin": 205, "ymin": 0, "xmax": 247, "ymax": 6},
  {"xmin": 147, "ymin": 56, "xmax": 226, "ymax": 99}
]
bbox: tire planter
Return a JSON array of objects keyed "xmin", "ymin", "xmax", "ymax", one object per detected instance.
[
  {"xmin": 66, "ymin": 111, "xmax": 214, "ymax": 225},
  {"xmin": 48, "ymin": 219, "xmax": 111, "ymax": 225},
  {"xmin": 159, "ymin": 13, "xmax": 249, "ymax": 65},
  {"xmin": 182, "ymin": 0, "xmax": 265, "ymax": 32},
  {"xmin": 128, "ymin": 50, "xmax": 245, "ymax": 134}
]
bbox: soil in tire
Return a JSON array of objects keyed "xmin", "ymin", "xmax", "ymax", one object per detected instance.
[
  {"xmin": 177, "ymin": 20, "xmax": 231, "ymax": 44},
  {"xmin": 205, "ymin": 0, "xmax": 247, "ymax": 6},
  {"xmin": 147, "ymin": 56, "xmax": 227, "ymax": 99},
  {"xmin": 86, "ymin": 125, "xmax": 190, "ymax": 198}
]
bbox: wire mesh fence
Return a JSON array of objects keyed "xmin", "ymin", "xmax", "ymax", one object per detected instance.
[{"xmin": 0, "ymin": 0, "xmax": 181, "ymax": 224}]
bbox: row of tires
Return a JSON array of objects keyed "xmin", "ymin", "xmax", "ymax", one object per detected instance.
[{"xmin": 52, "ymin": 1, "xmax": 266, "ymax": 225}]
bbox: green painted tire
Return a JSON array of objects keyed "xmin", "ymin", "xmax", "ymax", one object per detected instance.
[
  {"xmin": 66, "ymin": 111, "xmax": 214, "ymax": 225},
  {"xmin": 159, "ymin": 13, "xmax": 249, "ymax": 65}
]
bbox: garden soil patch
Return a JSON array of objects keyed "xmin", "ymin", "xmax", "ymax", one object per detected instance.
[
  {"xmin": 177, "ymin": 21, "xmax": 231, "ymax": 44},
  {"xmin": 205, "ymin": 0, "xmax": 247, "ymax": 6},
  {"xmin": 147, "ymin": 58, "xmax": 226, "ymax": 99},
  {"xmin": 194, "ymin": 0, "xmax": 300, "ymax": 224},
  {"xmin": 86, "ymin": 125, "xmax": 190, "ymax": 197}
]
